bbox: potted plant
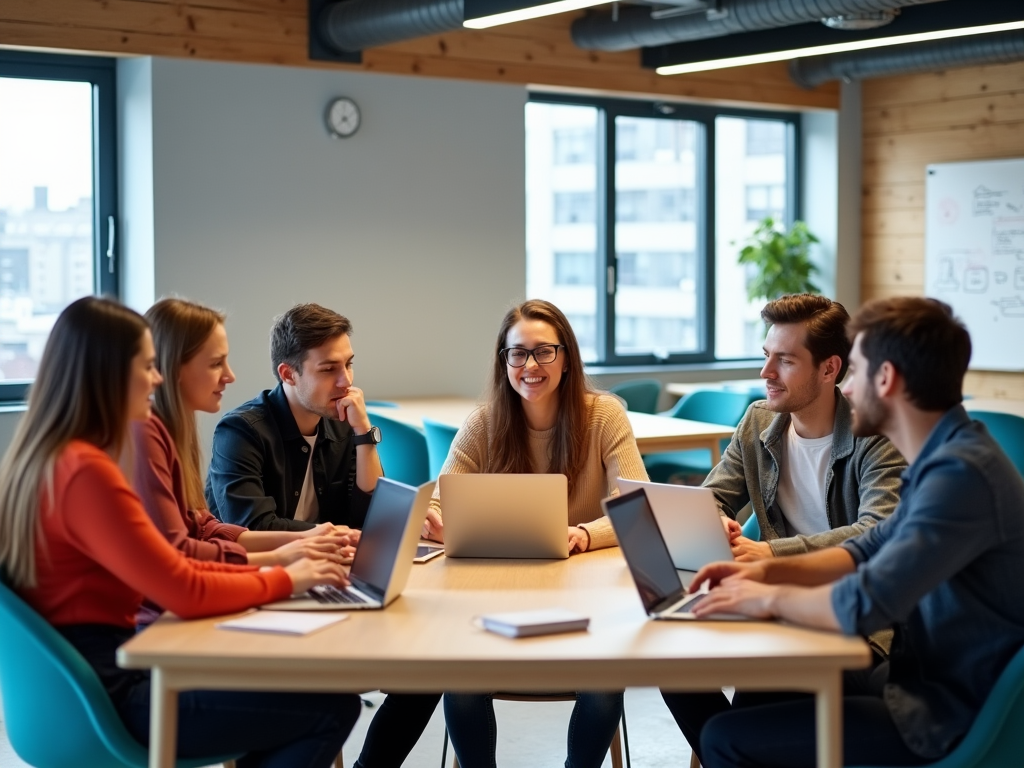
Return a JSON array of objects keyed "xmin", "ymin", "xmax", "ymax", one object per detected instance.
[{"xmin": 738, "ymin": 216, "xmax": 821, "ymax": 301}]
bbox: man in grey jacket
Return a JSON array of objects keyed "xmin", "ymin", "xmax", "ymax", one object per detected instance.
[
  {"xmin": 661, "ymin": 294, "xmax": 905, "ymax": 758},
  {"xmin": 709, "ymin": 294, "xmax": 905, "ymax": 561}
]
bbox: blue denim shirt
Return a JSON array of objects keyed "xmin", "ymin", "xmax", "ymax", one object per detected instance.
[{"xmin": 832, "ymin": 406, "xmax": 1024, "ymax": 758}]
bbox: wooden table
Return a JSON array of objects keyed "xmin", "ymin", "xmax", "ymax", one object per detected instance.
[
  {"xmin": 119, "ymin": 549, "xmax": 869, "ymax": 768},
  {"xmin": 965, "ymin": 398, "xmax": 1024, "ymax": 419},
  {"xmin": 665, "ymin": 379, "xmax": 766, "ymax": 400},
  {"xmin": 369, "ymin": 397, "xmax": 736, "ymax": 464}
]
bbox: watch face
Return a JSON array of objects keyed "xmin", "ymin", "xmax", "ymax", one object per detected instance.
[{"xmin": 326, "ymin": 97, "xmax": 360, "ymax": 138}]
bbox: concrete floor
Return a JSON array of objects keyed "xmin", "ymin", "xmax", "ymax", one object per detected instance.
[{"xmin": 1, "ymin": 686, "xmax": 695, "ymax": 768}]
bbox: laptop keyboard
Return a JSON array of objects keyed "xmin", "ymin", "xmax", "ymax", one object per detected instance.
[{"xmin": 309, "ymin": 585, "xmax": 367, "ymax": 605}]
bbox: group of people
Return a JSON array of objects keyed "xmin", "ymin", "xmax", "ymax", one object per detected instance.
[{"xmin": 0, "ymin": 288, "xmax": 1021, "ymax": 768}]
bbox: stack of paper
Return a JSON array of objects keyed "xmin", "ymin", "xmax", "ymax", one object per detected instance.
[
  {"xmin": 216, "ymin": 611, "xmax": 348, "ymax": 636},
  {"xmin": 480, "ymin": 608, "xmax": 589, "ymax": 638}
]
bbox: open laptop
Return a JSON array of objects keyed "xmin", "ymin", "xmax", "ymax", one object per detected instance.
[
  {"xmin": 440, "ymin": 474, "xmax": 569, "ymax": 559},
  {"xmin": 262, "ymin": 478, "xmax": 433, "ymax": 611},
  {"xmin": 616, "ymin": 479, "xmax": 733, "ymax": 571},
  {"xmin": 603, "ymin": 488, "xmax": 743, "ymax": 621}
]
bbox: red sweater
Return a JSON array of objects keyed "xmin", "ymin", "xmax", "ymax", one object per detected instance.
[
  {"xmin": 21, "ymin": 440, "xmax": 292, "ymax": 628},
  {"xmin": 131, "ymin": 416, "xmax": 248, "ymax": 564}
]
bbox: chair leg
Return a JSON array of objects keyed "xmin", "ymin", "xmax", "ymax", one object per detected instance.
[
  {"xmin": 621, "ymin": 707, "xmax": 631, "ymax": 768},
  {"xmin": 609, "ymin": 726, "xmax": 623, "ymax": 768},
  {"xmin": 335, "ymin": 751, "xmax": 344, "ymax": 768},
  {"xmin": 689, "ymin": 751, "xmax": 701, "ymax": 768}
]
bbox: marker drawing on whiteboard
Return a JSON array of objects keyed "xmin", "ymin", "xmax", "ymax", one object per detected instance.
[
  {"xmin": 974, "ymin": 186, "xmax": 1008, "ymax": 216},
  {"xmin": 991, "ymin": 296, "xmax": 1024, "ymax": 318}
]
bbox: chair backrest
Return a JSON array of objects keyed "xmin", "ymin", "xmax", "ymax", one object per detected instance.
[
  {"xmin": 0, "ymin": 579, "xmax": 149, "ymax": 768},
  {"xmin": 366, "ymin": 400, "xmax": 399, "ymax": 408},
  {"xmin": 850, "ymin": 642, "xmax": 1024, "ymax": 768},
  {"xmin": 969, "ymin": 411, "xmax": 1024, "ymax": 478},
  {"xmin": 666, "ymin": 390, "xmax": 754, "ymax": 427},
  {"xmin": 372, "ymin": 412, "xmax": 430, "ymax": 486},
  {"xmin": 609, "ymin": 379, "xmax": 662, "ymax": 414},
  {"xmin": 422, "ymin": 418, "xmax": 459, "ymax": 480},
  {"xmin": 740, "ymin": 513, "xmax": 760, "ymax": 541}
]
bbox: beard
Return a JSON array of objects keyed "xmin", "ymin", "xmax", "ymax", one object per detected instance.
[{"xmin": 850, "ymin": 387, "xmax": 888, "ymax": 438}]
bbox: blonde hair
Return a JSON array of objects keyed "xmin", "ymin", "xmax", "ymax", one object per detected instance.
[
  {"xmin": 145, "ymin": 298, "xmax": 226, "ymax": 511},
  {"xmin": 0, "ymin": 297, "xmax": 148, "ymax": 587}
]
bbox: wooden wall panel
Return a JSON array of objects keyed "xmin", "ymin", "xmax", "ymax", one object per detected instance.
[
  {"xmin": 0, "ymin": 0, "xmax": 838, "ymax": 109},
  {"xmin": 861, "ymin": 61, "xmax": 1024, "ymax": 400}
]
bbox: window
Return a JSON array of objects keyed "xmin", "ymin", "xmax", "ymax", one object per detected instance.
[
  {"xmin": 0, "ymin": 51, "xmax": 118, "ymax": 400},
  {"xmin": 526, "ymin": 95, "xmax": 797, "ymax": 365}
]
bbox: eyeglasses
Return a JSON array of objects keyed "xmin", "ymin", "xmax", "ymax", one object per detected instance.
[{"xmin": 500, "ymin": 344, "xmax": 564, "ymax": 368}]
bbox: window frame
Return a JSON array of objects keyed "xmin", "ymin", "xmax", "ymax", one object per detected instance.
[
  {"xmin": 528, "ymin": 91, "xmax": 801, "ymax": 367},
  {"xmin": 0, "ymin": 50, "xmax": 118, "ymax": 402}
]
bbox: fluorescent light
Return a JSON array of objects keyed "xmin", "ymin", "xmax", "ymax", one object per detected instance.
[
  {"xmin": 656, "ymin": 20, "xmax": 1024, "ymax": 75},
  {"xmin": 464, "ymin": 0, "xmax": 616, "ymax": 30}
]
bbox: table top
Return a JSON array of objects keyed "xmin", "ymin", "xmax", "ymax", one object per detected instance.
[
  {"xmin": 118, "ymin": 549, "xmax": 869, "ymax": 694},
  {"xmin": 964, "ymin": 398, "xmax": 1024, "ymax": 419},
  {"xmin": 367, "ymin": 397, "xmax": 735, "ymax": 451},
  {"xmin": 665, "ymin": 379, "xmax": 766, "ymax": 398}
]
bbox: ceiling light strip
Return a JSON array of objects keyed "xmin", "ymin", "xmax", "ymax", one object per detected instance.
[
  {"xmin": 464, "ymin": 0, "xmax": 617, "ymax": 30},
  {"xmin": 656, "ymin": 20, "xmax": 1024, "ymax": 75}
]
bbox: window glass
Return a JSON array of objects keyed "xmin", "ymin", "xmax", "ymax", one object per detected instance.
[
  {"xmin": 715, "ymin": 117, "xmax": 790, "ymax": 360},
  {"xmin": 614, "ymin": 115, "xmax": 700, "ymax": 358},
  {"xmin": 0, "ymin": 77, "xmax": 95, "ymax": 383},
  {"xmin": 525, "ymin": 102, "xmax": 600, "ymax": 362}
]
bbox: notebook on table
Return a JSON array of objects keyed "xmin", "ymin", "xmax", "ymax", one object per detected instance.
[
  {"xmin": 261, "ymin": 478, "xmax": 433, "ymax": 611},
  {"xmin": 440, "ymin": 474, "xmax": 569, "ymax": 559}
]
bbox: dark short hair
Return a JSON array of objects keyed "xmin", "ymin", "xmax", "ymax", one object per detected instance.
[
  {"xmin": 847, "ymin": 296, "xmax": 970, "ymax": 412},
  {"xmin": 761, "ymin": 294, "xmax": 852, "ymax": 380},
  {"xmin": 270, "ymin": 303, "xmax": 352, "ymax": 381}
]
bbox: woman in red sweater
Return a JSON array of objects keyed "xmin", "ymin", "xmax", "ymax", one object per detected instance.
[
  {"xmin": 133, "ymin": 297, "xmax": 357, "ymax": 573},
  {"xmin": 0, "ymin": 296, "xmax": 361, "ymax": 768}
]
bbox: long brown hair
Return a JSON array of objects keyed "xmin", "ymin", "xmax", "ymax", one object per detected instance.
[
  {"xmin": 485, "ymin": 300, "xmax": 595, "ymax": 494},
  {"xmin": 0, "ymin": 297, "xmax": 149, "ymax": 587},
  {"xmin": 145, "ymin": 298, "xmax": 226, "ymax": 510}
]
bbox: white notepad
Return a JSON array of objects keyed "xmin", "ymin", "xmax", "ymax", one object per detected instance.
[
  {"xmin": 480, "ymin": 608, "xmax": 589, "ymax": 638},
  {"xmin": 216, "ymin": 610, "xmax": 349, "ymax": 636}
]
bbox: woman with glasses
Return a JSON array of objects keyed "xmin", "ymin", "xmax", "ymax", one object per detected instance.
[
  {"xmin": 426, "ymin": 298, "xmax": 648, "ymax": 768},
  {"xmin": 0, "ymin": 296, "xmax": 361, "ymax": 767}
]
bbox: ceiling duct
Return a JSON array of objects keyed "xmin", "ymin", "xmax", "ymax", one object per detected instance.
[
  {"xmin": 318, "ymin": 0, "xmax": 464, "ymax": 53},
  {"xmin": 571, "ymin": 0, "xmax": 939, "ymax": 53},
  {"xmin": 821, "ymin": 10, "xmax": 898, "ymax": 30},
  {"xmin": 789, "ymin": 28, "xmax": 1024, "ymax": 87}
]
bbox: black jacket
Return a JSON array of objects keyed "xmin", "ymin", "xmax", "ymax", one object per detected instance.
[{"xmin": 205, "ymin": 384, "xmax": 372, "ymax": 531}]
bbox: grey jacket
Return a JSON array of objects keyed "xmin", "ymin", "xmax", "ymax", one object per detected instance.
[{"xmin": 704, "ymin": 389, "xmax": 906, "ymax": 557}]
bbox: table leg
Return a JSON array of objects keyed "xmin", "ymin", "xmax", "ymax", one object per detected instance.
[
  {"xmin": 150, "ymin": 668, "xmax": 178, "ymax": 768},
  {"xmin": 710, "ymin": 440, "xmax": 722, "ymax": 465},
  {"xmin": 815, "ymin": 672, "xmax": 843, "ymax": 768}
]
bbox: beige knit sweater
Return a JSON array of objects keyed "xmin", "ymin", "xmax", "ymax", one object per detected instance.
[{"xmin": 429, "ymin": 393, "xmax": 648, "ymax": 550}]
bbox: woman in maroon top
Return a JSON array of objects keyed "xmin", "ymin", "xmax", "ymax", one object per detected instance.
[
  {"xmin": 0, "ymin": 296, "xmax": 361, "ymax": 768},
  {"xmin": 133, "ymin": 297, "xmax": 358, "ymax": 571}
]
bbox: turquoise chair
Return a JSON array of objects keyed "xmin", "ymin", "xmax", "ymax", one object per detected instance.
[
  {"xmin": 740, "ymin": 513, "xmax": 760, "ymax": 541},
  {"xmin": 372, "ymin": 411, "xmax": 430, "ymax": 486},
  {"xmin": 850, "ymin": 642, "xmax": 1024, "ymax": 768},
  {"xmin": 365, "ymin": 400, "xmax": 398, "ymax": 408},
  {"xmin": 0, "ymin": 578, "xmax": 240, "ymax": 768},
  {"xmin": 609, "ymin": 378, "xmax": 662, "ymax": 414},
  {"xmin": 645, "ymin": 390, "xmax": 757, "ymax": 483},
  {"xmin": 422, "ymin": 417, "xmax": 458, "ymax": 480},
  {"xmin": 969, "ymin": 411, "xmax": 1024, "ymax": 478}
]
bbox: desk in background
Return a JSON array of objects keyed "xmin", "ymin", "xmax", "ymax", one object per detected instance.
[
  {"xmin": 665, "ymin": 379, "xmax": 766, "ymax": 401},
  {"xmin": 368, "ymin": 397, "xmax": 736, "ymax": 464},
  {"xmin": 119, "ymin": 548, "xmax": 870, "ymax": 768}
]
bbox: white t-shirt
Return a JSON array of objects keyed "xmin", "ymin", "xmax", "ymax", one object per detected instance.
[
  {"xmin": 776, "ymin": 421, "xmax": 833, "ymax": 537},
  {"xmin": 294, "ymin": 433, "xmax": 319, "ymax": 523}
]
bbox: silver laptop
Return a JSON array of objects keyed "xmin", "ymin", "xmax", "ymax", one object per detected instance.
[
  {"xmin": 616, "ymin": 479, "xmax": 733, "ymax": 571},
  {"xmin": 603, "ymin": 488, "xmax": 743, "ymax": 621},
  {"xmin": 440, "ymin": 474, "xmax": 569, "ymax": 559},
  {"xmin": 262, "ymin": 478, "xmax": 433, "ymax": 611}
]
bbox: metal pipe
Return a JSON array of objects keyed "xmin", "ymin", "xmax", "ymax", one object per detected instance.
[{"xmin": 319, "ymin": 0, "xmax": 464, "ymax": 53}]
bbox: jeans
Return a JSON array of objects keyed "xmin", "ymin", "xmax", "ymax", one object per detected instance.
[
  {"xmin": 119, "ymin": 683, "xmax": 362, "ymax": 768},
  {"xmin": 662, "ymin": 658, "xmax": 929, "ymax": 768},
  {"xmin": 443, "ymin": 691, "xmax": 623, "ymax": 768},
  {"xmin": 354, "ymin": 692, "xmax": 443, "ymax": 768}
]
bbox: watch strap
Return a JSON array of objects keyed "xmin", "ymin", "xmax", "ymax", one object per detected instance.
[{"xmin": 351, "ymin": 426, "xmax": 381, "ymax": 446}]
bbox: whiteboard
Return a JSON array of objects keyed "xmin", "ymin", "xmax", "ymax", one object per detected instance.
[{"xmin": 925, "ymin": 158, "xmax": 1024, "ymax": 371}]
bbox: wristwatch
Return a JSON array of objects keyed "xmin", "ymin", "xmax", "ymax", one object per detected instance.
[{"xmin": 351, "ymin": 425, "xmax": 382, "ymax": 446}]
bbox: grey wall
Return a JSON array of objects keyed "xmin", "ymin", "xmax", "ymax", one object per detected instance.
[{"xmin": 122, "ymin": 57, "xmax": 527, "ymax": 451}]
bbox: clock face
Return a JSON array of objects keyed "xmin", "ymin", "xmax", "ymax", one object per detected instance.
[{"xmin": 326, "ymin": 97, "xmax": 360, "ymax": 138}]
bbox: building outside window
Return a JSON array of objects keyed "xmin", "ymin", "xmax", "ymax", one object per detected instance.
[
  {"xmin": 526, "ymin": 96, "xmax": 797, "ymax": 365},
  {"xmin": 0, "ymin": 51, "xmax": 117, "ymax": 400}
]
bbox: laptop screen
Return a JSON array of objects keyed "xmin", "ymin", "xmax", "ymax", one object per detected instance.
[
  {"xmin": 603, "ymin": 489, "xmax": 685, "ymax": 613},
  {"xmin": 349, "ymin": 479, "xmax": 416, "ymax": 596}
]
